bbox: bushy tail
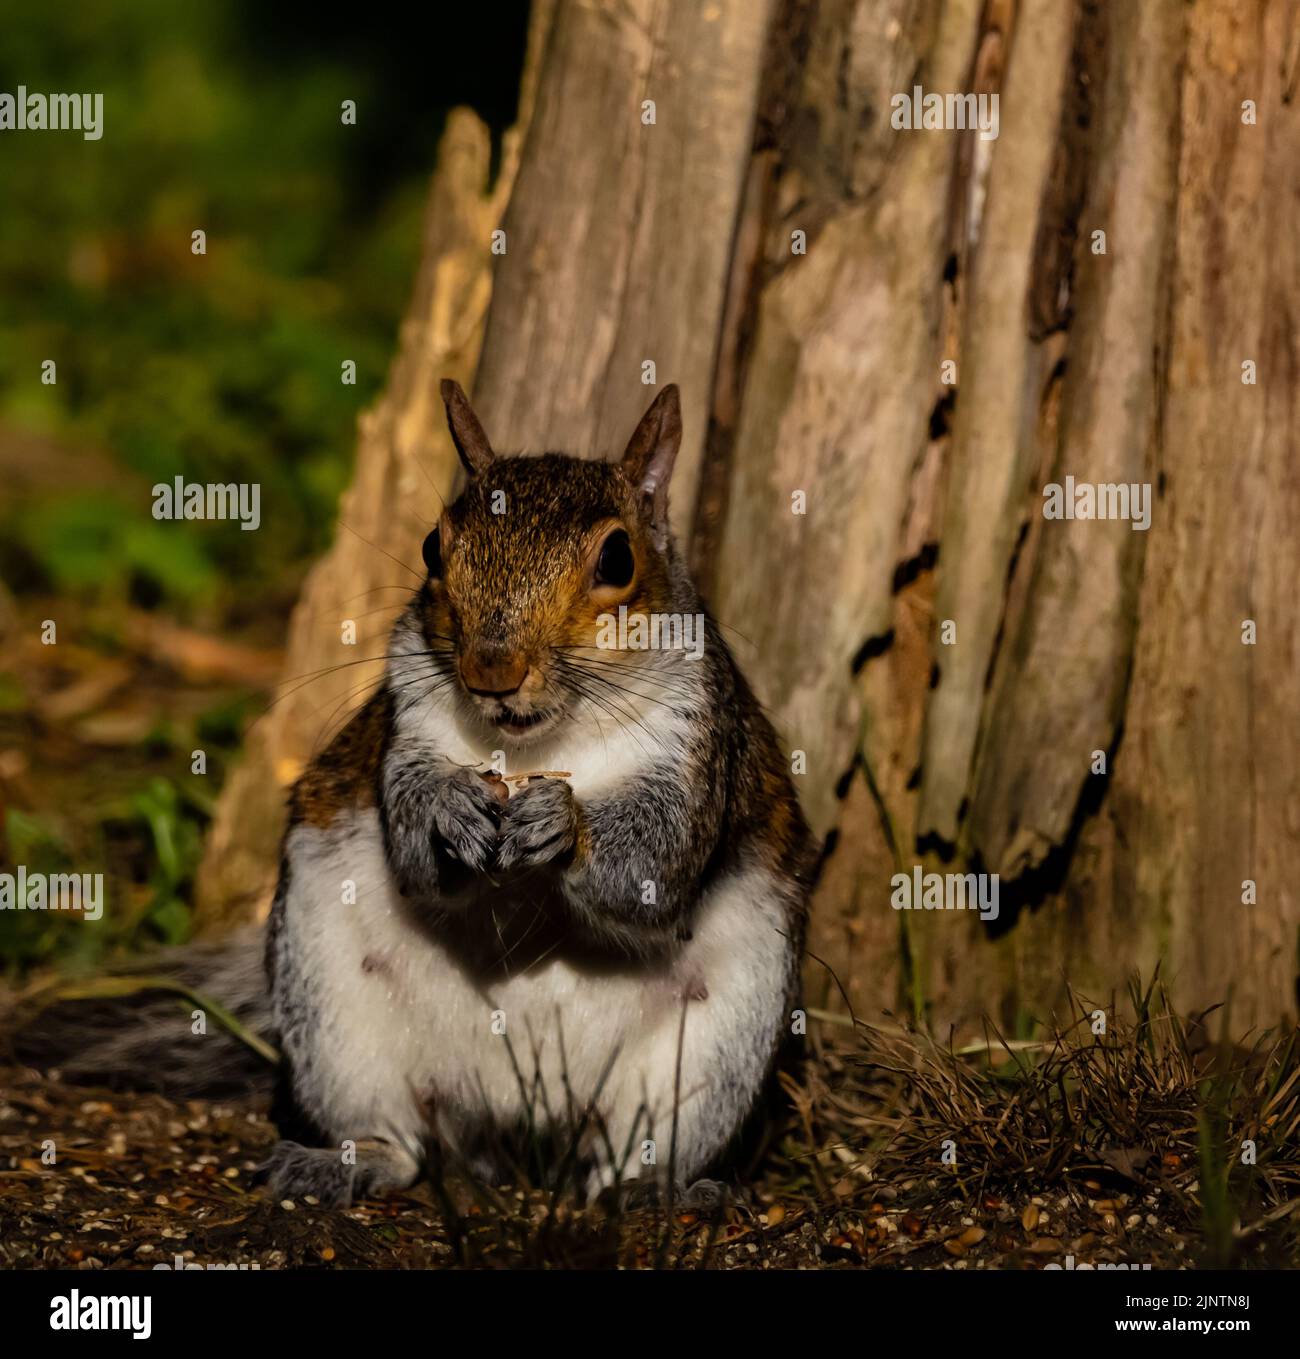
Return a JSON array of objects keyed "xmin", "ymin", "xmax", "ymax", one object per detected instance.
[{"xmin": 2, "ymin": 926, "xmax": 275, "ymax": 1098}]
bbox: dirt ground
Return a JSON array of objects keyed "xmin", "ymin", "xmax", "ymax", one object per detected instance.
[{"xmin": 3, "ymin": 1017, "xmax": 1294, "ymax": 1271}]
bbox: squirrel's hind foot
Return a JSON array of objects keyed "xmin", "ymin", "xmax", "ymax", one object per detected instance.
[
  {"xmin": 592, "ymin": 1174, "xmax": 732, "ymax": 1217},
  {"xmin": 257, "ymin": 1138, "xmax": 420, "ymax": 1209}
]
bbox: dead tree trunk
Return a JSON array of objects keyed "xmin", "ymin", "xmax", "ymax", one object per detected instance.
[
  {"xmin": 472, "ymin": 0, "xmax": 775, "ymax": 537},
  {"xmin": 200, "ymin": 0, "xmax": 1300, "ymax": 1034}
]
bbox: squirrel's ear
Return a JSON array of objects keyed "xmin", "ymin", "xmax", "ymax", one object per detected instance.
[
  {"xmin": 440, "ymin": 379, "xmax": 495, "ymax": 477},
  {"xmin": 619, "ymin": 384, "xmax": 681, "ymax": 545}
]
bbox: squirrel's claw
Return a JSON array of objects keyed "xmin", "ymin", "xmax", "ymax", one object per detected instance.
[
  {"xmin": 430, "ymin": 767, "xmax": 501, "ymax": 873},
  {"xmin": 495, "ymin": 778, "xmax": 579, "ymax": 871}
]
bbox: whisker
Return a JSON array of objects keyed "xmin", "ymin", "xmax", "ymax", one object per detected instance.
[
  {"xmin": 313, "ymin": 664, "xmax": 459, "ymax": 753},
  {"xmin": 555, "ymin": 647, "xmax": 697, "ymax": 695},
  {"xmin": 409, "ymin": 452, "xmax": 449, "ymax": 515},
  {"xmin": 271, "ymin": 649, "xmax": 452, "ymax": 699},
  {"xmin": 308, "ymin": 660, "xmax": 454, "ymax": 752},
  {"xmin": 243, "ymin": 649, "xmax": 455, "ymax": 738},
  {"xmin": 560, "ymin": 672, "xmax": 657, "ymax": 756},
  {"xmin": 554, "ymin": 657, "xmax": 688, "ymax": 715},
  {"xmin": 338, "ymin": 520, "xmax": 425, "ymax": 584},
  {"xmin": 340, "ymin": 584, "xmax": 423, "ymax": 604}
]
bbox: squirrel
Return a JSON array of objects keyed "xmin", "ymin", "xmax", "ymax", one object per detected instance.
[
  {"xmin": 263, "ymin": 381, "xmax": 815, "ymax": 1206},
  {"xmin": 10, "ymin": 381, "xmax": 815, "ymax": 1208}
]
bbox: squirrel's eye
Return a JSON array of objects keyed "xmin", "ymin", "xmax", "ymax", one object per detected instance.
[
  {"xmin": 594, "ymin": 529, "xmax": 635, "ymax": 588},
  {"xmin": 422, "ymin": 527, "xmax": 442, "ymax": 578}
]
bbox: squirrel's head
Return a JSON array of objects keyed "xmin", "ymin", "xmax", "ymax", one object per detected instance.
[{"xmin": 415, "ymin": 380, "xmax": 686, "ymax": 744}]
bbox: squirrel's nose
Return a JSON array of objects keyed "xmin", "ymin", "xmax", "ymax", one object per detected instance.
[{"xmin": 461, "ymin": 646, "xmax": 528, "ymax": 697}]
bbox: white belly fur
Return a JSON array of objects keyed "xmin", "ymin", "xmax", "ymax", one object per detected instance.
[{"xmin": 277, "ymin": 805, "xmax": 791, "ymax": 1179}]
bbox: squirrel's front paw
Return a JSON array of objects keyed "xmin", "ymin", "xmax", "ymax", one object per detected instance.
[
  {"xmin": 430, "ymin": 767, "xmax": 502, "ymax": 872},
  {"xmin": 496, "ymin": 778, "xmax": 580, "ymax": 870}
]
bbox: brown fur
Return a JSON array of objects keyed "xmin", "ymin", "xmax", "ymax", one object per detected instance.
[
  {"xmin": 420, "ymin": 454, "xmax": 679, "ymax": 678},
  {"xmin": 289, "ymin": 689, "xmax": 391, "ymax": 829}
]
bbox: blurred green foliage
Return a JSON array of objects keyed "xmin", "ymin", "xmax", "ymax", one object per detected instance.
[
  {"xmin": 0, "ymin": 810, "xmax": 84, "ymax": 969},
  {"xmin": 0, "ymin": 766, "xmax": 222, "ymax": 974},
  {"xmin": 0, "ymin": 0, "xmax": 524, "ymax": 618},
  {"xmin": 0, "ymin": 1, "xmax": 526, "ymax": 970}
]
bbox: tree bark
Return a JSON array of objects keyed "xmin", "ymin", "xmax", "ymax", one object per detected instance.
[
  {"xmin": 1111, "ymin": 0, "xmax": 1300, "ymax": 1025},
  {"xmin": 199, "ymin": 0, "xmax": 1300, "ymax": 1033},
  {"xmin": 472, "ymin": 0, "xmax": 775, "ymax": 537}
]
